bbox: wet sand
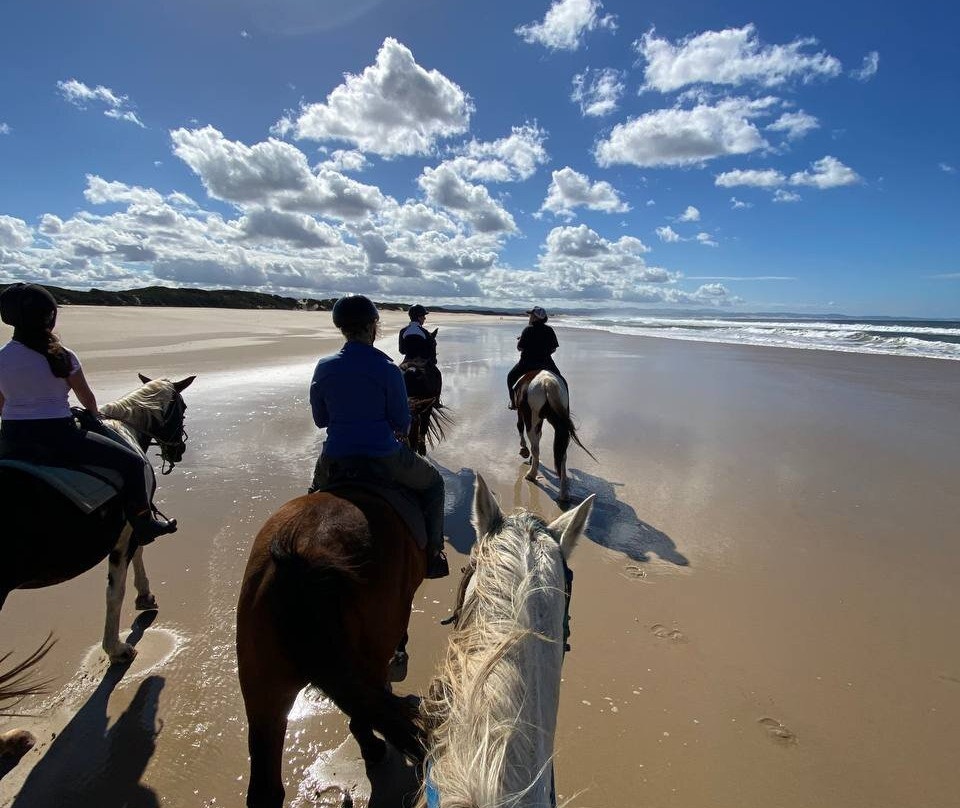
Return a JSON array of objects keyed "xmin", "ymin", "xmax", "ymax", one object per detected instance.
[{"xmin": 1, "ymin": 306, "xmax": 959, "ymax": 808}]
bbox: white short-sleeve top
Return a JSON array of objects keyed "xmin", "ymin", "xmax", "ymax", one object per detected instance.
[{"xmin": 0, "ymin": 339, "xmax": 81, "ymax": 420}]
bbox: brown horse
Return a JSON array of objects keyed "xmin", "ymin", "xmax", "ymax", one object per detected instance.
[
  {"xmin": 401, "ymin": 329, "xmax": 451, "ymax": 456},
  {"xmin": 236, "ymin": 487, "xmax": 427, "ymax": 808}
]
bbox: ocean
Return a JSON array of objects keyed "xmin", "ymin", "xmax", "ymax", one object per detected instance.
[{"xmin": 556, "ymin": 314, "xmax": 960, "ymax": 361}]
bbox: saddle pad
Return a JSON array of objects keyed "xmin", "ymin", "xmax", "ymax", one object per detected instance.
[
  {"xmin": 0, "ymin": 459, "xmax": 123, "ymax": 515},
  {"xmin": 322, "ymin": 480, "xmax": 428, "ymax": 551}
]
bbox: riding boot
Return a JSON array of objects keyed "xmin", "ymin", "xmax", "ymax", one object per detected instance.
[
  {"xmin": 130, "ymin": 508, "xmax": 178, "ymax": 545},
  {"xmin": 426, "ymin": 548, "xmax": 450, "ymax": 579}
]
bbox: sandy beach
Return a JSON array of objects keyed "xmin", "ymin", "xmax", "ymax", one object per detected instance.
[{"xmin": 1, "ymin": 306, "xmax": 959, "ymax": 808}]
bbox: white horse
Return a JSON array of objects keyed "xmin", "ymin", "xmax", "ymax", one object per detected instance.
[
  {"xmin": 514, "ymin": 370, "xmax": 596, "ymax": 502},
  {"xmin": 422, "ymin": 475, "xmax": 594, "ymax": 808}
]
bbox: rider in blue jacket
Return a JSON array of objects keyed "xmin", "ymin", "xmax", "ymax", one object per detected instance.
[{"xmin": 309, "ymin": 295, "xmax": 449, "ymax": 579}]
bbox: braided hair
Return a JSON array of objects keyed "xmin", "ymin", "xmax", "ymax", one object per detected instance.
[{"xmin": 0, "ymin": 283, "xmax": 73, "ymax": 378}]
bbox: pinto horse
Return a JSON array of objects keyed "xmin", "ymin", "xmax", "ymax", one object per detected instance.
[
  {"xmin": 401, "ymin": 329, "xmax": 451, "ymax": 455},
  {"xmin": 0, "ymin": 374, "xmax": 193, "ymax": 758},
  {"xmin": 513, "ymin": 370, "xmax": 596, "ymax": 502},
  {"xmin": 237, "ymin": 487, "xmax": 427, "ymax": 808},
  {"xmin": 422, "ymin": 475, "xmax": 594, "ymax": 807}
]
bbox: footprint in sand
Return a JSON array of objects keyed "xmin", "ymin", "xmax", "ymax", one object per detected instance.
[
  {"xmin": 758, "ymin": 717, "xmax": 797, "ymax": 744},
  {"xmin": 650, "ymin": 624, "xmax": 686, "ymax": 642}
]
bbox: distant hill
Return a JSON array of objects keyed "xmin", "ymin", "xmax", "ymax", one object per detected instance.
[{"xmin": 0, "ymin": 284, "xmax": 513, "ymax": 315}]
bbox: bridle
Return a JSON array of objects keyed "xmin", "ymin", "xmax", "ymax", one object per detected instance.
[{"xmin": 145, "ymin": 392, "xmax": 188, "ymax": 475}]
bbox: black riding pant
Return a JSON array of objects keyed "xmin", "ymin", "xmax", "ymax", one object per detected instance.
[
  {"xmin": 0, "ymin": 417, "xmax": 155, "ymax": 514},
  {"xmin": 507, "ymin": 358, "xmax": 567, "ymax": 401}
]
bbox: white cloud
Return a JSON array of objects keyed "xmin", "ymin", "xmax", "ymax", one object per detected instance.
[
  {"xmin": 788, "ymin": 155, "xmax": 860, "ymax": 188},
  {"xmin": 636, "ymin": 24, "xmax": 842, "ymax": 92},
  {"xmin": 766, "ymin": 110, "xmax": 819, "ymax": 140},
  {"xmin": 695, "ymin": 232, "xmax": 717, "ymax": 247},
  {"xmin": 319, "ymin": 149, "xmax": 370, "ymax": 173},
  {"xmin": 656, "ymin": 225, "xmax": 681, "ymax": 242},
  {"xmin": 938, "ymin": 163, "xmax": 955, "ymax": 174},
  {"xmin": 84, "ymin": 175, "xmax": 165, "ymax": 206},
  {"xmin": 443, "ymin": 124, "xmax": 548, "ymax": 183},
  {"xmin": 0, "ymin": 123, "xmax": 10, "ymax": 135},
  {"xmin": 417, "ymin": 163, "xmax": 516, "ymax": 233},
  {"xmin": 0, "ymin": 216, "xmax": 32, "ymax": 249},
  {"xmin": 594, "ymin": 96, "xmax": 776, "ymax": 168},
  {"xmin": 515, "ymin": 0, "xmax": 616, "ymax": 51},
  {"xmin": 239, "ymin": 208, "xmax": 342, "ymax": 249},
  {"xmin": 730, "ymin": 196, "xmax": 752, "ymax": 209},
  {"xmin": 850, "ymin": 51, "xmax": 879, "ymax": 81},
  {"xmin": 240, "ymin": 29, "xmax": 251, "ymax": 39},
  {"xmin": 773, "ymin": 189, "xmax": 801, "ymax": 203},
  {"xmin": 715, "ymin": 168, "xmax": 786, "ymax": 187},
  {"xmin": 56, "ymin": 78, "xmax": 145, "ymax": 128},
  {"xmin": 170, "ymin": 126, "xmax": 386, "ymax": 219},
  {"xmin": 571, "ymin": 68, "xmax": 625, "ymax": 117},
  {"xmin": 275, "ymin": 38, "xmax": 472, "ymax": 157},
  {"xmin": 540, "ymin": 166, "xmax": 629, "ymax": 217},
  {"xmin": 677, "ymin": 205, "xmax": 700, "ymax": 222}
]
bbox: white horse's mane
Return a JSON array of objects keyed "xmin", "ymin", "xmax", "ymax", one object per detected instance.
[
  {"xmin": 99, "ymin": 379, "xmax": 175, "ymax": 446},
  {"xmin": 423, "ymin": 511, "xmax": 567, "ymax": 808}
]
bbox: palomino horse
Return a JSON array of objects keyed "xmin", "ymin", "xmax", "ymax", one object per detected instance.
[
  {"xmin": 0, "ymin": 374, "xmax": 193, "ymax": 758},
  {"xmin": 422, "ymin": 475, "xmax": 594, "ymax": 807},
  {"xmin": 237, "ymin": 487, "xmax": 427, "ymax": 808},
  {"xmin": 401, "ymin": 329, "xmax": 451, "ymax": 455},
  {"xmin": 514, "ymin": 370, "xmax": 596, "ymax": 501}
]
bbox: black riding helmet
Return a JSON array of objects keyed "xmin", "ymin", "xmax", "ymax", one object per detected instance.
[
  {"xmin": 332, "ymin": 295, "xmax": 379, "ymax": 329},
  {"xmin": 0, "ymin": 283, "xmax": 58, "ymax": 329},
  {"xmin": 408, "ymin": 304, "xmax": 427, "ymax": 320}
]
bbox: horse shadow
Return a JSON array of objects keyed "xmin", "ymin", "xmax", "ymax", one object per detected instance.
[
  {"xmin": 436, "ymin": 464, "xmax": 477, "ymax": 555},
  {"xmin": 530, "ymin": 467, "xmax": 689, "ymax": 567},
  {"xmin": 10, "ymin": 612, "xmax": 164, "ymax": 808}
]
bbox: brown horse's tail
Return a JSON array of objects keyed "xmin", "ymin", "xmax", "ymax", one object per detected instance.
[
  {"xmin": 0, "ymin": 634, "xmax": 56, "ymax": 716},
  {"xmin": 542, "ymin": 388, "xmax": 598, "ymax": 474},
  {"xmin": 267, "ymin": 524, "xmax": 423, "ymax": 761}
]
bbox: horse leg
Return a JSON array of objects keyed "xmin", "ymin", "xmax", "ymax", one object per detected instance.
[
  {"xmin": 103, "ymin": 526, "xmax": 137, "ymax": 664},
  {"xmin": 518, "ymin": 411, "xmax": 530, "ymax": 459},
  {"xmin": 132, "ymin": 546, "xmax": 158, "ymax": 611},
  {"xmin": 525, "ymin": 418, "xmax": 543, "ymax": 482},
  {"xmin": 349, "ymin": 715, "xmax": 387, "ymax": 764},
  {"xmin": 388, "ymin": 631, "xmax": 409, "ymax": 683},
  {"xmin": 244, "ymin": 690, "xmax": 299, "ymax": 808}
]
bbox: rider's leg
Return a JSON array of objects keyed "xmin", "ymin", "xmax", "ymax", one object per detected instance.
[
  {"xmin": 378, "ymin": 446, "xmax": 449, "ymax": 578},
  {"xmin": 308, "ymin": 453, "xmax": 332, "ymax": 494},
  {"xmin": 507, "ymin": 362, "xmax": 525, "ymax": 408}
]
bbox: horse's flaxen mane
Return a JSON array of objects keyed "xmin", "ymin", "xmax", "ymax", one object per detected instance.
[
  {"xmin": 423, "ymin": 512, "xmax": 565, "ymax": 808},
  {"xmin": 100, "ymin": 379, "xmax": 173, "ymax": 433}
]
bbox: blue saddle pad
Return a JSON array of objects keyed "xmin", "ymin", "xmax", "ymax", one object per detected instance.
[{"xmin": 0, "ymin": 459, "xmax": 123, "ymax": 515}]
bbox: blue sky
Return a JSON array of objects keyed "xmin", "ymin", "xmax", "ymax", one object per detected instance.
[{"xmin": 0, "ymin": 0, "xmax": 957, "ymax": 317}]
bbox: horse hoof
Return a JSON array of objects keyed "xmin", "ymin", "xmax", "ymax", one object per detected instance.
[
  {"xmin": 360, "ymin": 736, "xmax": 387, "ymax": 765},
  {"xmin": 0, "ymin": 729, "xmax": 36, "ymax": 760},
  {"xmin": 135, "ymin": 594, "xmax": 158, "ymax": 611},
  {"xmin": 524, "ymin": 471, "xmax": 537, "ymax": 482},
  {"xmin": 108, "ymin": 643, "xmax": 138, "ymax": 665},
  {"xmin": 388, "ymin": 651, "xmax": 409, "ymax": 683},
  {"xmin": 519, "ymin": 447, "xmax": 530, "ymax": 459}
]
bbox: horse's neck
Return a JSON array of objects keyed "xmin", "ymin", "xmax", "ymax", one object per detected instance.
[{"xmin": 102, "ymin": 417, "xmax": 149, "ymax": 454}]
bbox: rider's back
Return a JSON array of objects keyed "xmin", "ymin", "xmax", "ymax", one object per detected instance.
[
  {"xmin": 0, "ymin": 340, "xmax": 79, "ymax": 420},
  {"xmin": 310, "ymin": 341, "xmax": 410, "ymax": 458}
]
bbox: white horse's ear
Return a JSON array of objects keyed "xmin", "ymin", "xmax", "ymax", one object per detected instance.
[
  {"xmin": 472, "ymin": 474, "xmax": 503, "ymax": 538},
  {"xmin": 138, "ymin": 372, "xmax": 152, "ymax": 384},
  {"xmin": 173, "ymin": 375, "xmax": 196, "ymax": 392},
  {"xmin": 548, "ymin": 494, "xmax": 595, "ymax": 561}
]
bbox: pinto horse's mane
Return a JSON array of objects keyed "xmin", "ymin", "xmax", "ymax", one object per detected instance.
[{"xmin": 423, "ymin": 512, "xmax": 567, "ymax": 807}]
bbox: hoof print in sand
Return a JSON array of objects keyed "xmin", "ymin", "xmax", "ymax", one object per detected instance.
[
  {"xmin": 650, "ymin": 624, "xmax": 685, "ymax": 642},
  {"xmin": 758, "ymin": 717, "xmax": 797, "ymax": 744},
  {"xmin": 624, "ymin": 565, "xmax": 647, "ymax": 580}
]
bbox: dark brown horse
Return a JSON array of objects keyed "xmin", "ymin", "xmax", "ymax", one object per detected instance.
[
  {"xmin": 236, "ymin": 488, "xmax": 427, "ymax": 808},
  {"xmin": 401, "ymin": 329, "xmax": 451, "ymax": 456},
  {"xmin": 0, "ymin": 375, "xmax": 194, "ymax": 658}
]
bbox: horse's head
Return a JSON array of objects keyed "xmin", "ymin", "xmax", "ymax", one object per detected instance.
[{"xmin": 137, "ymin": 373, "xmax": 196, "ymax": 471}]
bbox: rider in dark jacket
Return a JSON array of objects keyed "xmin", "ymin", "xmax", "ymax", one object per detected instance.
[
  {"xmin": 309, "ymin": 295, "xmax": 449, "ymax": 579},
  {"xmin": 507, "ymin": 307, "xmax": 567, "ymax": 408},
  {"xmin": 398, "ymin": 304, "xmax": 436, "ymax": 364}
]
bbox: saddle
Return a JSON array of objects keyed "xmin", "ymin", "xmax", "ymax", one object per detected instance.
[
  {"xmin": 0, "ymin": 410, "xmax": 126, "ymax": 515},
  {"xmin": 312, "ymin": 457, "xmax": 428, "ymax": 551}
]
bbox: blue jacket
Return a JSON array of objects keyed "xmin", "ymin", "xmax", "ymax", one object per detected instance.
[{"xmin": 310, "ymin": 341, "xmax": 411, "ymax": 458}]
